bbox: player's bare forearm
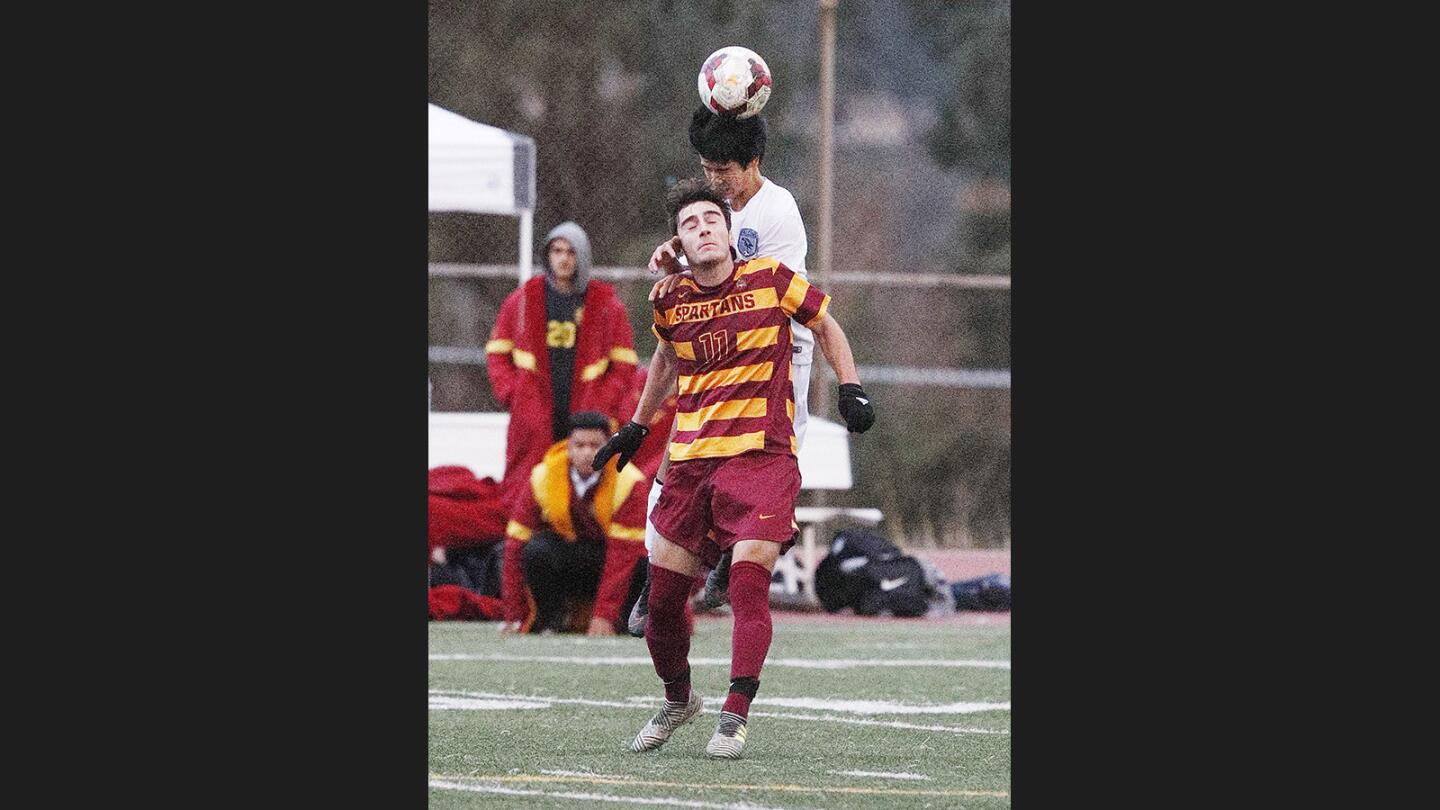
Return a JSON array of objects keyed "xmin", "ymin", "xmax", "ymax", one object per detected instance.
[
  {"xmin": 631, "ymin": 342, "xmax": 678, "ymax": 425},
  {"xmin": 656, "ymin": 420, "xmax": 677, "ymax": 482},
  {"xmin": 812, "ymin": 314, "xmax": 861, "ymax": 386}
]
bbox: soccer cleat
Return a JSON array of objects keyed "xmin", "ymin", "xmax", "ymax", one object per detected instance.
[
  {"xmin": 630, "ymin": 690, "xmax": 703, "ymax": 752},
  {"xmin": 694, "ymin": 551, "xmax": 732, "ymax": 612},
  {"xmin": 705, "ymin": 711, "xmax": 749, "ymax": 759},
  {"xmin": 627, "ymin": 573, "xmax": 651, "ymax": 637}
]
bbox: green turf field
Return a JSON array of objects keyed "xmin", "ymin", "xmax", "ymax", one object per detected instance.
[{"xmin": 429, "ymin": 617, "xmax": 1011, "ymax": 808}]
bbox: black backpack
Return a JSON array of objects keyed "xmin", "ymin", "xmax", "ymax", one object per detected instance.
[{"xmin": 814, "ymin": 527, "xmax": 931, "ymax": 617}]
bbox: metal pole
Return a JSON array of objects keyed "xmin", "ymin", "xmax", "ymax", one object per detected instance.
[
  {"xmin": 817, "ymin": 0, "xmax": 836, "ymax": 291},
  {"xmin": 812, "ymin": 0, "xmax": 838, "ymax": 511},
  {"xmin": 518, "ymin": 208, "xmax": 533, "ymax": 284}
]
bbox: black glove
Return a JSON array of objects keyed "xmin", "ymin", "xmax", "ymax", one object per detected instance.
[
  {"xmin": 837, "ymin": 383, "xmax": 875, "ymax": 433},
  {"xmin": 593, "ymin": 421, "xmax": 650, "ymax": 471}
]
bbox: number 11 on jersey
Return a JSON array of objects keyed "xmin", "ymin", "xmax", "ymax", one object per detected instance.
[{"xmin": 696, "ymin": 329, "xmax": 729, "ymax": 362}]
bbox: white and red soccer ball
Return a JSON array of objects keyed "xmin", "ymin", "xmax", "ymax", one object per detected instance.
[{"xmin": 697, "ymin": 46, "xmax": 772, "ymax": 119}]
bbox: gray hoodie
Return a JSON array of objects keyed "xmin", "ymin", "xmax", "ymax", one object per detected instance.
[{"xmin": 541, "ymin": 221, "xmax": 594, "ymax": 295}]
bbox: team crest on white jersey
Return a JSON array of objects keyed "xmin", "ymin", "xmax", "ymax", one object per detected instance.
[{"xmin": 737, "ymin": 227, "xmax": 759, "ymax": 258}]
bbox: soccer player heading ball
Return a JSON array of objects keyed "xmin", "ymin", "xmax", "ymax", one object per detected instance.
[{"xmin": 594, "ymin": 178, "xmax": 875, "ymax": 759}]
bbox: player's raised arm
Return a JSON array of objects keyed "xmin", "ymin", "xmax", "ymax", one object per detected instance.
[
  {"xmin": 630, "ymin": 341, "xmax": 678, "ymax": 427},
  {"xmin": 810, "ymin": 313, "xmax": 875, "ymax": 434},
  {"xmin": 647, "ymin": 235, "xmax": 685, "ymax": 276},
  {"xmin": 649, "ymin": 270, "xmax": 694, "ymax": 303}
]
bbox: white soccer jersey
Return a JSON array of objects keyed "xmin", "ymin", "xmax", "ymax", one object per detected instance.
[
  {"xmin": 726, "ymin": 177, "xmax": 814, "ymax": 451},
  {"xmin": 729, "ymin": 177, "xmax": 815, "ymax": 365}
]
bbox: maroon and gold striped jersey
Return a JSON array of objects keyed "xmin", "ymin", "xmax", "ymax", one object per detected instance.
[{"xmin": 651, "ymin": 256, "xmax": 830, "ymax": 462}]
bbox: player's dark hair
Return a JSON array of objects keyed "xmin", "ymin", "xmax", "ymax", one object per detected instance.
[
  {"xmin": 568, "ymin": 411, "xmax": 613, "ymax": 434},
  {"xmin": 665, "ymin": 178, "xmax": 732, "ymax": 235},
  {"xmin": 688, "ymin": 104, "xmax": 766, "ymax": 167}
]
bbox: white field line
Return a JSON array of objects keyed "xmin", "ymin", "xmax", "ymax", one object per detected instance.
[
  {"xmin": 842, "ymin": 643, "xmax": 949, "ymax": 650},
  {"xmin": 430, "ymin": 690, "xmax": 1009, "ymax": 716},
  {"xmin": 829, "ymin": 770, "xmax": 932, "ymax": 781},
  {"xmin": 541, "ymin": 769, "xmax": 636, "ymax": 780},
  {"xmin": 747, "ymin": 710, "xmax": 1007, "ymax": 736},
  {"xmin": 428, "ymin": 779, "xmax": 816, "ymax": 810},
  {"xmin": 427, "ymin": 695, "xmax": 550, "ymax": 710},
  {"xmin": 432, "ymin": 772, "xmax": 1009, "ymax": 799},
  {"xmin": 430, "ymin": 653, "xmax": 1010, "ymax": 670},
  {"xmin": 756, "ymin": 697, "xmax": 1009, "ymax": 715},
  {"xmin": 428, "ymin": 690, "xmax": 1009, "ymax": 735},
  {"xmin": 430, "ymin": 690, "xmax": 637, "ymax": 711}
]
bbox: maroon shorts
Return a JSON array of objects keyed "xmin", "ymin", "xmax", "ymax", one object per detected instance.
[{"xmin": 650, "ymin": 451, "xmax": 801, "ymax": 568}]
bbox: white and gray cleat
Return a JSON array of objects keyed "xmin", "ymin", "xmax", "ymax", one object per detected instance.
[
  {"xmin": 705, "ymin": 711, "xmax": 749, "ymax": 759},
  {"xmin": 630, "ymin": 690, "xmax": 704, "ymax": 752}
]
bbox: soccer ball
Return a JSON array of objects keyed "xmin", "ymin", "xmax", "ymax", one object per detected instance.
[{"xmin": 697, "ymin": 46, "xmax": 772, "ymax": 119}]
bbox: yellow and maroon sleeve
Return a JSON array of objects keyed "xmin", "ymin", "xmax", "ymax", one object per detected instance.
[
  {"xmin": 485, "ymin": 291, "xmax": 522, "ymax": 408},
  {"xmin": 500, "ymin": 486, "xmax": 542, "ymax": 628},
  {"xmin": 775, "ymin": 263, "xmax": 831, "ymax": 328},
  {"xmin": 592, "ymin": 467, "xmax": 650, "ymax": 625},
  {"xmin": 651, "ymin": 298, "xmax": 674, "ymax": 344}
]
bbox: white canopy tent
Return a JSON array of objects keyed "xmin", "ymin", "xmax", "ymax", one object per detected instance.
[{"xmin": 427, "ymin": 102, "xmax": 537, "ymax": 281}]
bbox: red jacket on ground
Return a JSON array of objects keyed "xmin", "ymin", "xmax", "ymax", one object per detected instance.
[
  {"xmin": 501, "ymin": 439, "xmax": 650, "ymax": 631},
  {"xmin": 427, "ymin": 466, "xmax": 508, "ymax": 561},
  {"xmin": 428, "ymin": 584, "xmax": 504, "ymax": 621},
  {"xmin": 486, "ymin": 276, "xmax": 637, "ymax": 506}
]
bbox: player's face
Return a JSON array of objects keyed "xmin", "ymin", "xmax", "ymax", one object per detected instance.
[
  {"xmin": 568, "ymin": 428, "xmax": 609, "ymax": 476},
  {"xmin": 699, "ymin": 159, "xmax": 742, "ymax": 198},
  {"xmin": 547, "ymin": 238, "xmax": 578, "ymax": 282},
  {"xmin": 675, "ymin": 201, "xmax": 731, "ymax": 265},
  {"xmin": 699, "ymin": 158, "xmax": 756, "ymax": 200}
]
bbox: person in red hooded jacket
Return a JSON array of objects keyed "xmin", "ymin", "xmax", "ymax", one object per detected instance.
[{"xmin": 486, "ymin": 222, "xmax": 638, "ymax": 508}]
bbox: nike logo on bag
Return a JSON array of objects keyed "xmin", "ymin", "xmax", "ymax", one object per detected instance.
[
  {"xmin": 856, "ymin": 398, "xmax": 869, "ymax": 405},
  {"xmin": 879, "ymin": 577, "xmax": 909, "ymax": 591},
  {"xmin": 759, "ymin": 513, "xmax": 776, "ymax": 519}
]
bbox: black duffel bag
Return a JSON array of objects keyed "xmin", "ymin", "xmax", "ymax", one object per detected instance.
[{"xmin": 814, "ymin": 527, "xmax": 931, "ymax": 618}]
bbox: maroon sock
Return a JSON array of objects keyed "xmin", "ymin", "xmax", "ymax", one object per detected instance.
[
  {"xmin": 723, "ymin": 560, "xmax": 773, "ymax": 717},
  {"xmin": 644, "ymin": 563, "xmax": 697, "ymax": 703}
]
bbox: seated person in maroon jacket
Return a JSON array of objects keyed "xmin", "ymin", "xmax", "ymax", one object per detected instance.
[{"xmin": 499, "ymin": 411, "xmax": 650, "ymax": 635}]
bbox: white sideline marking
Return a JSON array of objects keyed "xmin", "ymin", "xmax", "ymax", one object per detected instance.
[
  {"xmin": 767, "ymin": 657, "xmax": 1010, "ymax": 670},
  {"xmin": 434, "ymin": 772, "xmax": 1008, "ymax": 799},
  {"xmin": 746, "ymin": 710, "xmax": 1008, "ymax": 736},
  {"xmin": 429, "ymin": 690, "xmax": 1009, "ymax": 735},
  {"xmin": 757, "ymin": 697, "xmax": 1009, "ymax": 715},
  {"xmin": 830, "ymin": 770, "xmax": 932, "ymax": 781},
  {"xmin": 428, "ymin": 695, "xmax": 550, "ymax": 710},
  {"xmin": 431, "ymin": 689, "xmax": 639, "ymax": 710},
  {"xmin": 541, "ymin": 769, "xmax": 635, "ymax": 780},
  {"xmin": 428, "ymin": 779, "xmax": 813, "ymax": 810},
  {"xmin": 430, "ymin": 653, "xmax": 1010, "ymax": 670}
]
